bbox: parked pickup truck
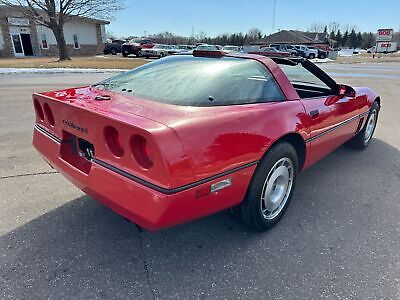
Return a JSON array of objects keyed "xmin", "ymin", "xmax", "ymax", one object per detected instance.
[
  {"xmin": 103, "ymin": 40, "xmax": 126, "ymax": 55},
  {"xmin": 293, "ymin": 45, "xmax": 319, "ymax": 59},
  {"xmin": 270, "ymin": 44, "xmax": 300, "ymax": 56},
  {"xmin": 121, "ymin": 39, "xmax": 154, "ymax": 57},
  {"xmin": 307, "ymin": 46, "xmax": 328, "ymax": 59}
]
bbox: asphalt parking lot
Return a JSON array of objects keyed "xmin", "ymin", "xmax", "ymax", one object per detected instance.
[{"xmin": 1, "ymin": 62, "xmax": 399, "ymax": 299}]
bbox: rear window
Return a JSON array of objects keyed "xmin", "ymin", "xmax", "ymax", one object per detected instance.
[{"xmin": 96, "ymin": 56, "xmax": 285, "ymax": 107}]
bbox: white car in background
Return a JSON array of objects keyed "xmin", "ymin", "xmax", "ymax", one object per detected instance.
[
  {"xmin": 196, "ymin": 44, "xmax": 222, "ymax": 51},
  {"xmin": 140, "ymin": 44, "xmax": 174, "ymax": 58},
  {"xmin": 222, "ymin": 45, "xmax": 240, "ymax": 53}
]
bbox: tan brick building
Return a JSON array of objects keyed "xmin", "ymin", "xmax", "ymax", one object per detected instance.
[{"xmin": 0, "ymin": 6, "xmax": 109, "ymax": 57}]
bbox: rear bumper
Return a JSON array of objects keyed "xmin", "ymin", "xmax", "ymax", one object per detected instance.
[{"xmin": 33, "ymin": 125, "xmax": 256, "ymax": 231}]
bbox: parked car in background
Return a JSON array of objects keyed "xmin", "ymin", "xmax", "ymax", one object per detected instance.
[
  {"xmin": 196, "ymin": 44, "xmax": 222, "ymax": 51},
  {"xmin": 270, "ymin": 44, "xmax": 299, "ymax": 56},
  {"xmin": 122, "ymin": 38, "xmax": 154, "ymax": 57},
  {"xmin": 248, "ymin": 47, "xmax": 290, "ymax": 57},
  {"xmin": 294, "ymin": 45, "xmax": 318, "ymax": 59},
  {"xmin": 222, "ymin": 45, "xmax": 240, "ymax": 53},
  {"xmin": 103, "ymin": 40, "xmax": 126, "ymax": 55},
  {"xmin": 166, "ymin": 45, "xmax": 180, "ymax": 55},
  {"xmin": 177, "ymin": 45, "xmax": 195, "ymax": 51},
  {"xmin": 140, "ymin": 44, "xmax": 174, "ymax": 58},
  {"xmin": 307, "ymin": 46, "xmax": 328, "ymax": 59}
]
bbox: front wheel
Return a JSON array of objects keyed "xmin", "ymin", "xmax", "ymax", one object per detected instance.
[
  {"xmin": 347, "ymin": 101, "xmax": 380, "ymax": 149},
  {"xmin": 233, "ymin": 142, "xmax": 298, "ymax": 231}
]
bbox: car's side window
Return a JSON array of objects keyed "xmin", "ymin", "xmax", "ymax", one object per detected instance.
[
  {"xmin": 208, "ymin": 60, "xmax": 286, "ymax": 105},
  {"xmin": 279, "ymin": 64, "xmax": 334, "ymax": 99}
]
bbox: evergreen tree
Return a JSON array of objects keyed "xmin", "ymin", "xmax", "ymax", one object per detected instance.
[
  {"xmin": 356, "ymin": 32, "xmax": 363, "ymax": 48},
  {"xmin": 349, "ymin": 29, "xmax": 358, "ymax": 48},
  {"xmin": 342, "ymin": 30, "xmax": 349, "ymax": 47},
  {"xmin": 335, "ymin": 30, "xmax": 343, "ymax": 47}
]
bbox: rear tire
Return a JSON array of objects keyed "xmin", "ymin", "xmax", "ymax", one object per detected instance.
[
  {"xmin": 111, "ymin": 48, "xmax": 117, "ymax": 55},
  {"xmin": 233, "ymin": 142, "xmax": 298, "ymax": 231},
  {"xmin": 309, "ymin": 53, "xmax": 315, "ymax": 59},
  {"xmin": 122, "ymin": 52, "xmax": 128, "ymax": 57},
  {"xmin": 347, "ymin": 101, "xmax": 379, "ymax": 150}
]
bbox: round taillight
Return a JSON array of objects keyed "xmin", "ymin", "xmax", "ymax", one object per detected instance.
[
  {"xmin": 34, "ymin": 99, "xmax": 44, "ymax": 121},
  {"xmin": 43, "ymin": 103, "xmax": 55, "ymax": 126},
  {"xmin": 104, "ymin": 126, "xmax": 124, "ymax": 157},
  {"xmin": 130, "ymin": 135, "xmax": 154, "ymax": 169}
]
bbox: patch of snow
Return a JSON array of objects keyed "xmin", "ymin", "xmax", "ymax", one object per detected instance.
[
  {"xmin": 311, "ymin": 58, "xmax": 334, "ymax": 63},
  {"xmin": 338, "ymin": 49, "xmax": 355, "ymax": 57},
  {"xmin": 0, "ymin": 68, "xmax": 125, "ymax": 74}
]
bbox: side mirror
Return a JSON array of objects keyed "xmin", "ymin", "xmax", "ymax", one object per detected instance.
[{"xmin": 338, "ymin": 84, "xmax": 356, "ymax": 98}]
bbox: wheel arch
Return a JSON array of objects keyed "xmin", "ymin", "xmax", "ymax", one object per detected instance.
[
  {"xmin": 374, "ymin": 96, "xmax": 381, "ymax": 108},
  {"xmin": 263, "ymin": 133, "xmax": 307, "ymax": 171}
]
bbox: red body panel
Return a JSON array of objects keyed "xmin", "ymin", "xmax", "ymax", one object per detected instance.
[
  {"xmin": 32, "ymin": 55, "xmax": 379, "ymax": 230},
  {"xmin": 248, "ymin": 50, "xmax": 290, "ymax": 57}
]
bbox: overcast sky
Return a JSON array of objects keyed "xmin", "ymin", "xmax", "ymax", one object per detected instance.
[{"xmin": 107, "ymin": 0, "xmax": 400, "ymax": 37}]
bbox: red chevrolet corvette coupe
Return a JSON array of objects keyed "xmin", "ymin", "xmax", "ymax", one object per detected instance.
[{"xmin": 32, "ymin": 51, "xmax": 380, "ymax": 231}]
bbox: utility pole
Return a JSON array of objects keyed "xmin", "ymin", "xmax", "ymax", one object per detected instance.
[{"xmin": 272, "ymin": 0, "xmax": 277, "ymax": 33}]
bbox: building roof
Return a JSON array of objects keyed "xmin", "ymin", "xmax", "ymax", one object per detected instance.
[
  {"xmin": 0, "ymin": 5, "xmax": 109, "ymax": 25},
  {"xmin": 254, "ymin": 30, "xmax": 329, "ymax": 45}
]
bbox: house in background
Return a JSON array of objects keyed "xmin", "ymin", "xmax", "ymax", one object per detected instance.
[
  {"xmin": 254, "ymin": 30, "xmax": 333, "ymax": 49},
  {"xmin": 0, "ymin": 5, "xmax": 108, "ymax": 57}
]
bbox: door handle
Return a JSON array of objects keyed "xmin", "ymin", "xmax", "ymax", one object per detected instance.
[{"xmin": 310, "ymin": 110, "xmax": 319, "ymax": 118}]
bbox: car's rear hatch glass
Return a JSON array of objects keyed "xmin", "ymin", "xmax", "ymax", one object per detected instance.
[{"xmin": 95, "ymin": 56, "xmax": 284, "ymax": 106}]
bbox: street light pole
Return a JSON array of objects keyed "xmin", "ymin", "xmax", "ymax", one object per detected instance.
[{"xmin": 272, "ymin": 0, "xmax": 277, "ymax": 33}]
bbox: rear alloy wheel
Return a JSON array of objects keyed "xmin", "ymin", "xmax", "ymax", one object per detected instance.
[
  {"xmin": 233, "ymin": 142, "xmax": 298, "ymax": 231},
  {"xmin": 347, "ymin": 101, "xmax": 379, "ymax": 149},
  {"xmin": 309, "ymin": 53, "xmax": 315, "ymax": 59},
  {"xmin": 111, "ymin": 48, "xmax": 117, "ymax": 55},
  {"xmin": 320, "ymin": 53, "xmax": 326, "ymax": 59},
  {"xmin": 122, "ymin": 51, "xmax": 128, "ymax": 57},
  {"xmin": 159, "ymin": 52, "xmax": 165, "ymax": 58}
]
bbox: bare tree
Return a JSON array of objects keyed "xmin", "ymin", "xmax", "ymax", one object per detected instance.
[
  {"xmin": 195, "ymin": 31, "xmax": 207, "ymax": 42},
  {"xmin": 246, "ymin": 27, "xmax": 262, "ymax": 43},
  {"xmin": 309, "ymin": 22, "xmax": 326, "ymax": 33},
  {"xmin": 327, "ymin": 22, "xmax": 340, "ymax": 34},
  {"xmin": 0, "ymin": 0, "xmax": 123, "ymax": 60}
]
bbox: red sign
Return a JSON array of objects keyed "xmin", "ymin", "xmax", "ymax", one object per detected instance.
[{"xmin": 377, "ymin": 29, "xmax": 393, "ymax": 41}]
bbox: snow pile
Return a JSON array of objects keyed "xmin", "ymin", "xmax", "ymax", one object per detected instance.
[
  {"xmin": 311, "ymin": 58, "xmax": 334, "ymax": 63},
  {"xmin": 0, "ymin": 68, "xmax": 125, "ymax": 74},
  {"xmin": 338, "ymin": 49, "xmax": 355, "ymax": 57}
]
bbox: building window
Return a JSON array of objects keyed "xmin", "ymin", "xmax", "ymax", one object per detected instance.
[
  {"xmin": 41, "ymin": 34, "xmax": 48, "ymax": 49},
  {"xmin": 73, "ymin": 34, "xmax": 79, "ymax": 49}
]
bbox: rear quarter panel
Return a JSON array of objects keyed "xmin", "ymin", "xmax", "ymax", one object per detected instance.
[{"xmin": 169, "ymin": 101, "xmax": 308, "ymax": 181}]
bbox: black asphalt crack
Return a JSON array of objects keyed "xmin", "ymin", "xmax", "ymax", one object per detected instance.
[
  {"xmin": 136, "ymin": 225, "xmax": 157, "ymax": 300},
  {"xmin": 0, "ymin": 171, "xmax": 59, "ymax": 180}
]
